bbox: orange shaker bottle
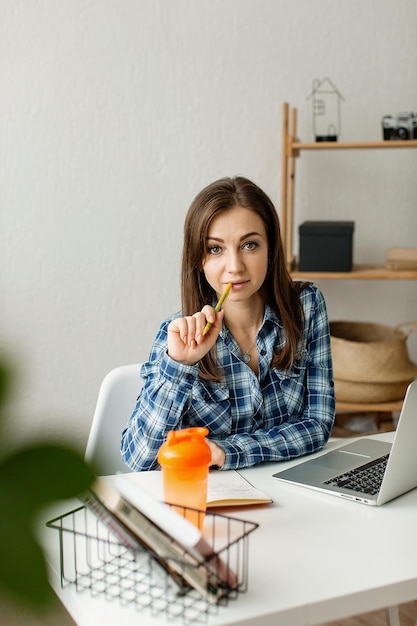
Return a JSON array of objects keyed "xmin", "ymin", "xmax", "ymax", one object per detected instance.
[{"xmin": 157, "ymin": 427, "xmax": 211, "ymax": 530}]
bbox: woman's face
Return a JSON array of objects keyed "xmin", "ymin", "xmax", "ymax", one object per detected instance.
[{"xmin": 202, "ymin": 206, "xmax": 269, "ymax": 302}]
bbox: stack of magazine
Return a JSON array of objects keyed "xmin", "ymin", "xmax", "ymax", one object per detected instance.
[{"xmin": 82, "ymin": 476, "xmax": 242, "ymax": 604}]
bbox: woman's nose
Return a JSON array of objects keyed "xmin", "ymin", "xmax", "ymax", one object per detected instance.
[{"xmin": 226, "ymin": 250, "xmax": 245, "ymax": 272}]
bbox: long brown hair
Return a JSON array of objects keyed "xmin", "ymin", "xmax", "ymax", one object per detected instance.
[{"xmin": 181, "ymin": 176, "xmax": 306, "ymax": 381}]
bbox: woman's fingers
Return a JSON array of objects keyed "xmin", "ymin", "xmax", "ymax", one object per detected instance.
[
  {"xmin": 176, "ymin": 308, "xmax": 218, "ymax": 345},
  {"xmin": 173, "ymin": 316, "xmax": 194, "ymax": 344},
  {"xmin": 167, "ymin": 307, "xmax": 224, "ymax": 365},
  {"xmin": 200, "ymin": 305, "xmax": 216, "ymax": 327}
]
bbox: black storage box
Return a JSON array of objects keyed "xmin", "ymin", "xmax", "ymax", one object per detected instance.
[{"xmin": 298, "ymin": 221, "xmax": 354, "ymax": 272}]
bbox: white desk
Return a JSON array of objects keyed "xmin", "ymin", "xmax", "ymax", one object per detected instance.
[{"xmin": 39, "ymin": 433, "xmax": 417, "ymax": 626}]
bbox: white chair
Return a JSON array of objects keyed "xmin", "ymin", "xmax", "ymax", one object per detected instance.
[{"xmin": 85, "ymin": 364, "xmax": 143, "ymax": 475}]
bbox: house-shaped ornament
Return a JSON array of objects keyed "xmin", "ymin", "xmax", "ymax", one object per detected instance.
[{"xmin": 307, "ymin": 78, "xmax": 344, "ymax": 142}]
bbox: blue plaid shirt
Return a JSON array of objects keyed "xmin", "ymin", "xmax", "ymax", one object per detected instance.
[{"xmin": 121, "ymin": 284, "xmax": 335, "ymax": 471}]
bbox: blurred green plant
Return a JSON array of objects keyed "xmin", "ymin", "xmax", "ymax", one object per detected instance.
[{"xmin": 0, "ymin": 360, "xmax": 95, "ymax": 611}]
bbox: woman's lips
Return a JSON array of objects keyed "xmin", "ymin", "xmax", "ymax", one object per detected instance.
[{"xmin": 230, "ymin": 280, "xmax": 248, "ymax": 290}]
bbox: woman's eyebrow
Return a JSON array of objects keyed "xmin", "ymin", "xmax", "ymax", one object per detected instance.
[
  {"xmin": 206, "ymin": 231, "xmax": 263, "ymax": 242},
  {"xmin": 239, "ymin": 231, "xmax": 263, "ymax": 240}
]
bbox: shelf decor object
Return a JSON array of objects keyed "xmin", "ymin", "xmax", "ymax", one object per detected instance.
[
  {"xmin": 330, "ymin": 320, "xmax": 417, "ymax": 403},
  {"xmin": 306, "ymin": 77, "xmax": 344, "ymax": 142},
  {"xmin": 298, "ymin": 221, "xmax": 354, "ymax": 272}
]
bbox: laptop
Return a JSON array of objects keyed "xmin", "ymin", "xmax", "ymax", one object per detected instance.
[{"xmin": 273, "ymin": 380, "xmax": 417, "ymax": 506}]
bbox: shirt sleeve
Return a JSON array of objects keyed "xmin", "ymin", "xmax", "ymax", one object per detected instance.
[
  {"xmin": 120, "ymin": 318, "xmax": 199, "ymax": 471},
  {"xmin": 213, "ymin": 286, "xmax": 336, "ymax": 470}
]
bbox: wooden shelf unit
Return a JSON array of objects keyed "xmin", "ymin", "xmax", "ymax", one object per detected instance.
[
  {"xmin": 280, "ymin": 102, "xmax": 417, "ymax": 271},
  {"xmin": 280, "ymin": 103, "xmax": 417, "ymax": 424}
]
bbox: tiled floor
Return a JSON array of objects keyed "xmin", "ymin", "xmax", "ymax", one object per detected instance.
[{"xmin": 324, "ymin": 600, "xmax": 417, "ymax": 626}]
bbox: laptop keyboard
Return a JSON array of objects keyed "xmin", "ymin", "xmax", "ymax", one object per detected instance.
[{"xmin": 323, "ymin": 454, "xmax": 390, "ymax": 495}]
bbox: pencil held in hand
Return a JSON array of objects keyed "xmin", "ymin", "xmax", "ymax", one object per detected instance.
[{"xmin": 203, "ymin": 283, "xmax": 232, "ymax": 336}]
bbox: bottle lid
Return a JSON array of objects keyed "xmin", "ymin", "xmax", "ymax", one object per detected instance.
[{"xmin": 157, "ymin": 427, "xmax": 211, "ymax": 468}]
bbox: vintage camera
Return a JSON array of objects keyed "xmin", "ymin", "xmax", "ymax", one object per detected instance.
[{"xmin": 382, "ymin": 112, "xmax": 417, "ymax": 140}]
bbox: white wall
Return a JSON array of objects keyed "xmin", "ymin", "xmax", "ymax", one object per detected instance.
[{"xmin": 1, "ymin": 0, "xmax": 417, "ymax": 448}]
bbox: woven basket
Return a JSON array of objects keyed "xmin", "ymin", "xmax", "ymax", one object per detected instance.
[{"xmin": 330, "ymin": 320, "xmax": 417, "ymax": 403}]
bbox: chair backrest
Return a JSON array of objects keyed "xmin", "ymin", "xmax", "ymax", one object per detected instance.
[{"xmin": 85, "ymin": 364, "xmax": 143, "ymax": 475}]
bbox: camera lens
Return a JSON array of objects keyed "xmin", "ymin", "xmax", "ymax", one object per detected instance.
[{"xmin": 395, "ymin": 126, "xmax": 410, "ymax": 140}]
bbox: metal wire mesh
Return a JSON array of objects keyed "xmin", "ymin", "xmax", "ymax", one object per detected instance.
[{"xmin": 47, "ymin": 505, "xmax": 258, "ymax": 624}]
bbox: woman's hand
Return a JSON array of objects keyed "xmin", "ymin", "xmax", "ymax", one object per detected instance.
[
  {"xmin": 206, "ymin": 439, "xmax": 226, "ymax": 468},
  {"xmin": 167, "ymin": 306, "xmax": 224, "ymax": 366}
]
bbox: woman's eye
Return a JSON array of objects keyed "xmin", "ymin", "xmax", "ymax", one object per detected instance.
[
  {"xmin": 243, "ymin": 241, "xmax": 258, "ymax": 251},
  {"xmin": 207, "ymin": 245, "xmax": 222, "ymax": 255}
]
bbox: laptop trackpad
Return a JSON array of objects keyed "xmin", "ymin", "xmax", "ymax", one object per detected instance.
[
  {"xmin": 296, "ymin": 451, "xmax": 365, "ymax": 483},
  {"xmin": 316, "ymin": 450, "xmax": 369, "ymax": 470}
]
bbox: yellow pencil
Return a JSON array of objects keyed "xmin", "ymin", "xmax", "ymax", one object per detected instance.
[{"xmin": 202, "ymin": 283, "xmax": 232, "ymax": 336}]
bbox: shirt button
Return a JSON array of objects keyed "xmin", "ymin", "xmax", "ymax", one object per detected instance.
[{"xmin": 260, "ymin": 349, "xmax": 266, "ymax": 356}]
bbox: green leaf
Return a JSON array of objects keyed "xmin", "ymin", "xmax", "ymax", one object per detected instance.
[
  {"xmin": 0, "ymin": 361, "xmax": 11, "ymax": 409},
  {"xmin": 0, "ymin": 442, "xmax": 95, "ymax": 514},
  {"xmin": 0, "ymin": 513, "xmax": 53, "ymax": 608},
  {"xmin": 0, "ymin": 442, "xmax": 95, "ymax": 609}
]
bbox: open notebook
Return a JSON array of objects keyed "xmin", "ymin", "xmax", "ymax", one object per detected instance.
[{"xmin": 113, "ymin": 469, "xmax": 272, "ymax": 507}]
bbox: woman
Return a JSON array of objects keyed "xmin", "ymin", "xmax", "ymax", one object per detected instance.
[{"xmin": 121, "ymin": 176, "xmax": 335, "ymax": 471}]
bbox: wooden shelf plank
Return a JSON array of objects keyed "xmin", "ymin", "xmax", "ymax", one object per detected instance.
[
  {"xmin": 336, "ymin": 400, "xmax": 403, "ymax": 413},
  {"xmin": 292, "ymin": 139, "xmax": 417, "ymax": 151},
  {"xmin": 290, "ymin": 263, "xmax": 417, "ymax": 280}
]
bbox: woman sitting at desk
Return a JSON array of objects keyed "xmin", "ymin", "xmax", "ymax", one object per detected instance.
[{"xmin": 121, "ymin": 176, "xmax": 335, "ymax": 471}]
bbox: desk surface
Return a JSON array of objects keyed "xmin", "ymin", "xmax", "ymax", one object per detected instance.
[{"xmin": 39, "ymin": 433, "xmax": 417, "ymax": 626}]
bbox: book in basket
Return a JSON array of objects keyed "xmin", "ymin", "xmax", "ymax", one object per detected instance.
[{"xmin": 82, "ymin": 477, "xmax": 237, "ymax": 603}]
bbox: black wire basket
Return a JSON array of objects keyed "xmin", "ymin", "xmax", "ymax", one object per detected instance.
[{"xmin": 47, "ymin": 504, "xmax": 258, "ymax": 624}]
